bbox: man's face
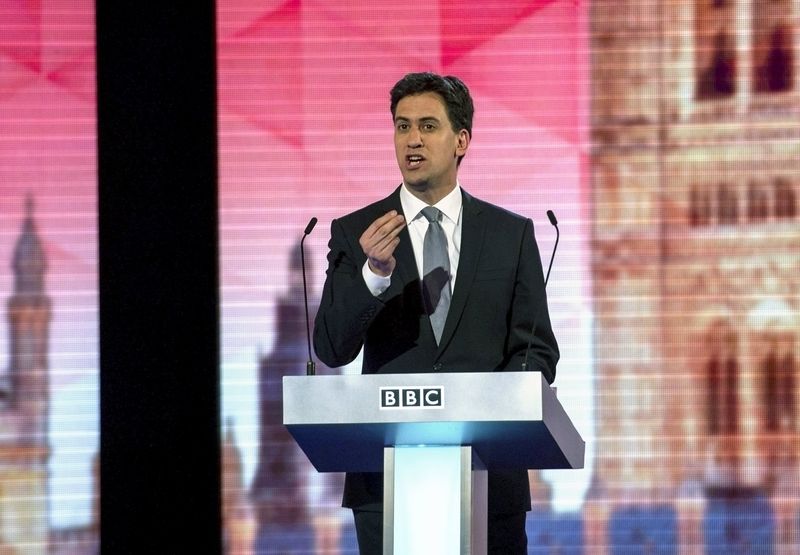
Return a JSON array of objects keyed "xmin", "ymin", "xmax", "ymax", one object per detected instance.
[{"xmin": 393, "ymin": 92, "xmax": 469, "ymax": 196}]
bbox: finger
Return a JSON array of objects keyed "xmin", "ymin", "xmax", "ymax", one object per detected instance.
[
  {"xmin": 374, "ymin": 237, "xmax": 401, "ymax": 259},
  {"xmin": 367, "ymin": 223, "xmax": 403, "ymax": 252},
  {"xmin": 366, "ymin": 230, "xmax": 401, "ymax": 260},
  {"xmin": 361, "ymin": 214, "xmax": 405, "ymax": 251},
  {"xmin": 363, "ymin": 211, "xmax": 399, "ymax": 240},
  {"xmin": 370, "ymin": 218, "xmax": 405, "ymax": 250},
  {"xmin": 367, "ymin": 213, "xmax": 405, "ymax": 244}
]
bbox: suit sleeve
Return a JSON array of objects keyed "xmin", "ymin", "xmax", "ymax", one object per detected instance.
[
  {"xmin": 313, "ymin": 218, "xmax": 385, "ymax": 368},
  {"xmin": 503, "ymin": 218, "xmax": 559, "ymax": 383}
]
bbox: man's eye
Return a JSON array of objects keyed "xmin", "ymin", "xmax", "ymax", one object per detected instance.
[
  {"xmin": 423, "ymin": 124, "xmax": 435, "ymax": 130},
  {"xmin": 397, "ymin": 123, "xmax": 409, "ymax": 131}
]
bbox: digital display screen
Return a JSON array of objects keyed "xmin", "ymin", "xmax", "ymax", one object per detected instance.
[
  {"xmin": 218, "ymin": 1, "xmax": 799, "ymax": 552},
  {"xmin": 0, "ymin": 1, "xmax": 98, "ymax": 552}
]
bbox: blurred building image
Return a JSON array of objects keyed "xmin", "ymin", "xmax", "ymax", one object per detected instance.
[
  {"xmin": 223, "ymin": 246, "xmax": 349, "ymax": 553},
  {"xmin": 223, "ymin": 419, "xmax": 256, "ymax": 555},
  {"xmin": 0, "ymin": 201, "xmax": 98, "ymax": 555},
  {"xmin": 587, "ymin": 0, "xmax": 799, "ymax": 552},
  {"xmin": 0, "ymin": 198, "xmax": 51, "ymax": 553},
  {"xmin": 250, "ymin": 246, "xmax": 314, "ymax": 532}
]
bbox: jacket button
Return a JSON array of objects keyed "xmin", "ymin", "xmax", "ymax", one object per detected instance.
[{"xmin": 433, "ymin": 363, "xmax": 443, "ymax": 371}]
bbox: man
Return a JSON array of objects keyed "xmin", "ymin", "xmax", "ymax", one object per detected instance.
[{"xmin": 313, "ymin": 72, "xmax": 559, "ymax": 554}]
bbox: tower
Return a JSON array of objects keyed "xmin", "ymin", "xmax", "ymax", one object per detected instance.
[
  {"xmin": 8, "ymin": 197, "xmax": 51, "ymax": 441},
  {"xmin": 250, "ymin": 243, "xmax": 311, "ymax": 528},
  {"xmin": 223, "ymin": 418, "xmax": 255, "ymax": 555},
  {"xmin": 0, "ymin": 197, "xmax": 51, "ymax": 553},
  {"xmin": 588, "ymin": 1, "xmax": 800, "ymax": 552}
]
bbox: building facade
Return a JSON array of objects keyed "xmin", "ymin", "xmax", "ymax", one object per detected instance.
[
  {"xmin": 0, "ymin": 200, "xmax": 98, "ymax": 555},
  {"xmin": 587, "ymin": 1, "xmax": 800, "ymax": 553},
  {"xmin": 246, "ymin": 245, "xmax": 345, "ymax": 553}
]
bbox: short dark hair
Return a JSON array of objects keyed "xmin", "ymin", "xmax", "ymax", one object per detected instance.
[{"xmin": 390, "ymin": 73, "xmax": 474, "ymax": 164}]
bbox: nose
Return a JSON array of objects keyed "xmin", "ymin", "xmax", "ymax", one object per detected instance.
[{"xmin": 407, "ymin": 126, "xmax": 423, "ymax": 148}]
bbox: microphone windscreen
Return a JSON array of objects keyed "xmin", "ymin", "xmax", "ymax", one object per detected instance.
[
  {"xmin": 546, "ymin": 210, "xmax": 558, "ymax": 226},
  {"xmin": 304, "ymin": 217, "xmax": 318, "ymax": 235}
]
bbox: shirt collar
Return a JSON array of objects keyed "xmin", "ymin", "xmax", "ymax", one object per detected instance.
[{"xmin": 400, "ymin": 182, "xmax": 463, "ymax": 225}]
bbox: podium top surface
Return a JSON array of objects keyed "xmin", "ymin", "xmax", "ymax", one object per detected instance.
[{"xmin": 283, "ymin": 371, "xmax": 584, "ymax": 472}]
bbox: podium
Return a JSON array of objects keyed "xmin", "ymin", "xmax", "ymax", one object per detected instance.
[{"xmin": 283, "ymin": 371, "xmax": 584, "ymax": 555}]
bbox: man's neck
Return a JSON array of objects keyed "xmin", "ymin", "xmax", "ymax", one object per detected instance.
[{"xmin": 403, "ymin": 180, "xmax": 457, "ymax": 206}]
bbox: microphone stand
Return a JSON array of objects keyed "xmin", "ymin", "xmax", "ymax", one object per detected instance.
[
  {"xmin": 521, "ymin": 210, "xmax": 559, "ymax": 372},
  {"xmin": 301, "ymin": 217, "xmax": 317, "ymax": 375}
]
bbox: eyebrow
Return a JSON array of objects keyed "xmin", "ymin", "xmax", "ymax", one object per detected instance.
[{"xmin": 394, "ymin": 116, "xmax": 441, "ymax": 124}]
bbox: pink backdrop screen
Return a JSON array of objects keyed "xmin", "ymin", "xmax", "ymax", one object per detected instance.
[
  {"xmin": 0, "ymin": 1, "xmax": 98, "ymax": 553},
  {"xmin": 219, "ymin": 1, "xmax": 800, "ymax": 553},
  {"xmin": 218, "ymin": 1, "xmax": 590, "ymax": 553}
]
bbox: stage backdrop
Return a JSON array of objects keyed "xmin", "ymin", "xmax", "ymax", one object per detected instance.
[
  {"xmin": 0, "ymin": 1, "xmax": 99, "ymax": 553},
  {"xmin": 218, "ymin": 1, "xmax": 800, "ymax": 553}
]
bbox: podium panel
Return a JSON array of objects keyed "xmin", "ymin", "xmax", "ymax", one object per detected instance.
[
  {"xmin": 283, "ymin": 371, "xmax": 584, "ymax": 554},
  {"xmin": 384, "ymin": 446, "xmax": 487, "ymax": 555},
  {"xmin": 283, "ymin": 371, "xmax": 584, "ymax": 472}
]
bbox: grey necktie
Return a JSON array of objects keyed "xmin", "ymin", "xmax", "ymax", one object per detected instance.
[{"xmin": 421, "ymin": 206, "xmax": 451, "ymax": 344}]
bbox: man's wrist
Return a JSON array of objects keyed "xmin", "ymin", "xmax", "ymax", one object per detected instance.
[
  {"xmin": 367, "ymin": 259, "xmax": 391, "ymax": 277},
  {"xmin": 362, "ymin": 260, "xmax": 391, "ymax": 296}
]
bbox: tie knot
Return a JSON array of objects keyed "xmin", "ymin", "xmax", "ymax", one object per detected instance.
[{"xmin": 421, "ymin": 206, "xmax": 441, "ymax": 224}]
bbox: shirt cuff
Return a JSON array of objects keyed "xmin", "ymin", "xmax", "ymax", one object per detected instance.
[{"xmin": 362, "ymin": 260, "xmax": 391, "ymax": 296}]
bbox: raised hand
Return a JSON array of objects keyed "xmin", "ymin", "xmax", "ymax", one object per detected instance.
[{"xmin": 359, "ymin": 210, "xmax": 406, "ymax": 277}]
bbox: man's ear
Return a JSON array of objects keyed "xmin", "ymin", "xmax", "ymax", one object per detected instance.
[{"xmin": 456, "ymin": 129, "xmax": 470, "ymax": 157}]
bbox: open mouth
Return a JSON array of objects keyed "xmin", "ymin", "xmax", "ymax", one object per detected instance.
[{"xmin": 407, "ymin": 154, "xmax": 425, "ymax": 168}]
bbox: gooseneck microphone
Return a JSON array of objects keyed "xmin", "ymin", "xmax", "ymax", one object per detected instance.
[
  {"xmin": 544, "ymin": 210, "xmax": 559, "ymax": 287},
  {"xmin": 521, "ymin": 210, "xmax": 560, "ymax": 372},
  {"xmin": 301, "ymin": 217, "xmax": 317, "ymax": 376}
]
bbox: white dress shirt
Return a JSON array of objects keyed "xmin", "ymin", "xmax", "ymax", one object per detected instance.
[{"xmin": 362, "ymin": 183, "xmax": 463, "ymax": 296}]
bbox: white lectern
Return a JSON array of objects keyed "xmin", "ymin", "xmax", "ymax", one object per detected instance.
[{"xmin": 283, "ymin": 371, "xmax": 584, "ymax": 555}]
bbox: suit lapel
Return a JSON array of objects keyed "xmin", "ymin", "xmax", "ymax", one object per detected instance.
[{"xmin": 436, "ymin": 190, "xmax": 485, "ymax": 356}]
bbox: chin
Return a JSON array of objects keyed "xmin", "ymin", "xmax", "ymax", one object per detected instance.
[{"xmin": 404, "ymin": 176, "xmax": 429, "ymax": 190}]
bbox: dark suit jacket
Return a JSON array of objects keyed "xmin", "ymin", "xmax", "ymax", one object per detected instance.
[{"xmin": 313, "ymin": 186, "xmax": 559, "ymax": 514}]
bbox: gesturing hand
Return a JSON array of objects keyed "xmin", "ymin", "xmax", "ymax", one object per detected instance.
[{"xmin": 359, "ymin": 210, "xmax": 406, "ymax": 277}]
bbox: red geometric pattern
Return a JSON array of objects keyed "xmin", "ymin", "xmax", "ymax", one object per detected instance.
[
  {"xmin": 0, "ymin": 0, "xmax": 41, "ymax": 73},
  {"xmin": 0, "ymin": 0, "xmax": 95, "ymax": 99},
  {"xmin": 439, "ymin": 0, "xmax": 555, "ymax": 65},
  {"xmin": 218, "ymin": 0, "xmax": 303, "ymax": 147}
]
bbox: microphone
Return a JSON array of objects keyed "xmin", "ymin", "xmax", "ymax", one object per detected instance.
[
  {"xmin": 544, "ymin": 210, "xmax": 559, "ymax": 287},
  {"xmin": 304, "ymin": 217, "xmax": 317, "ymax": 236},
  {"xmin": 301, "ymin": 217, "xmax": 317, "ymax": 375},
  {"xmin": 521, "ymin": 210, "xmax": 559, "ymax": 372}
]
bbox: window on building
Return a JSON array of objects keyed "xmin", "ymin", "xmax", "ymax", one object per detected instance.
[
  {"xmin": 753, "ymin": 0, "xmax": 794, "ymax": 93},
  {"xmin": 697, "ymin": 32, "xmax": 737, "ymax": 99},
  {"xmin": 707, "ymin": 350, "xmax": 739, "ymax": 435},
  {"xmin": 755, "ymin": 26, "xmax": 794, "ymax": 92},
  {"xmin": 690, "ymin": 186, "xmax": 712, "ymax": 226},
  {"xmin": 718, "ymin": 184, "xmax": 739, "ymax": 224},
  {"xmin": 695, "ymin": 1, "xmax": 737, "ymax": 100},
  {"xmin": 723, "ymin": 356, "xmax": 738, "ymax": 433},
  {"xmin": 747, "ymin": 181, "xmax": 769, "ymax": 222},
  {"xmin": 774, "ymin": 178, "xmax": 797, "ymax": 219},
  {"xmin": 763, "ymin": 348, "xmax": 796, "ymax": 433},
  {"xmin": 708, "ymin": 356, "xmax": 720, "ymax": 434}
]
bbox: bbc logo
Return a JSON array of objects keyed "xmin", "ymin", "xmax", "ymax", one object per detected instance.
[{"xmin": 380, "ymin": 387, "xmax": 444, "ymax": 409}]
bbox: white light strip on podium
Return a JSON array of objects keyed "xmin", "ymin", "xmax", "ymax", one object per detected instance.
[{"xmin": 393, "ymin": 446, "xmax": 462, "ymax": 555}]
